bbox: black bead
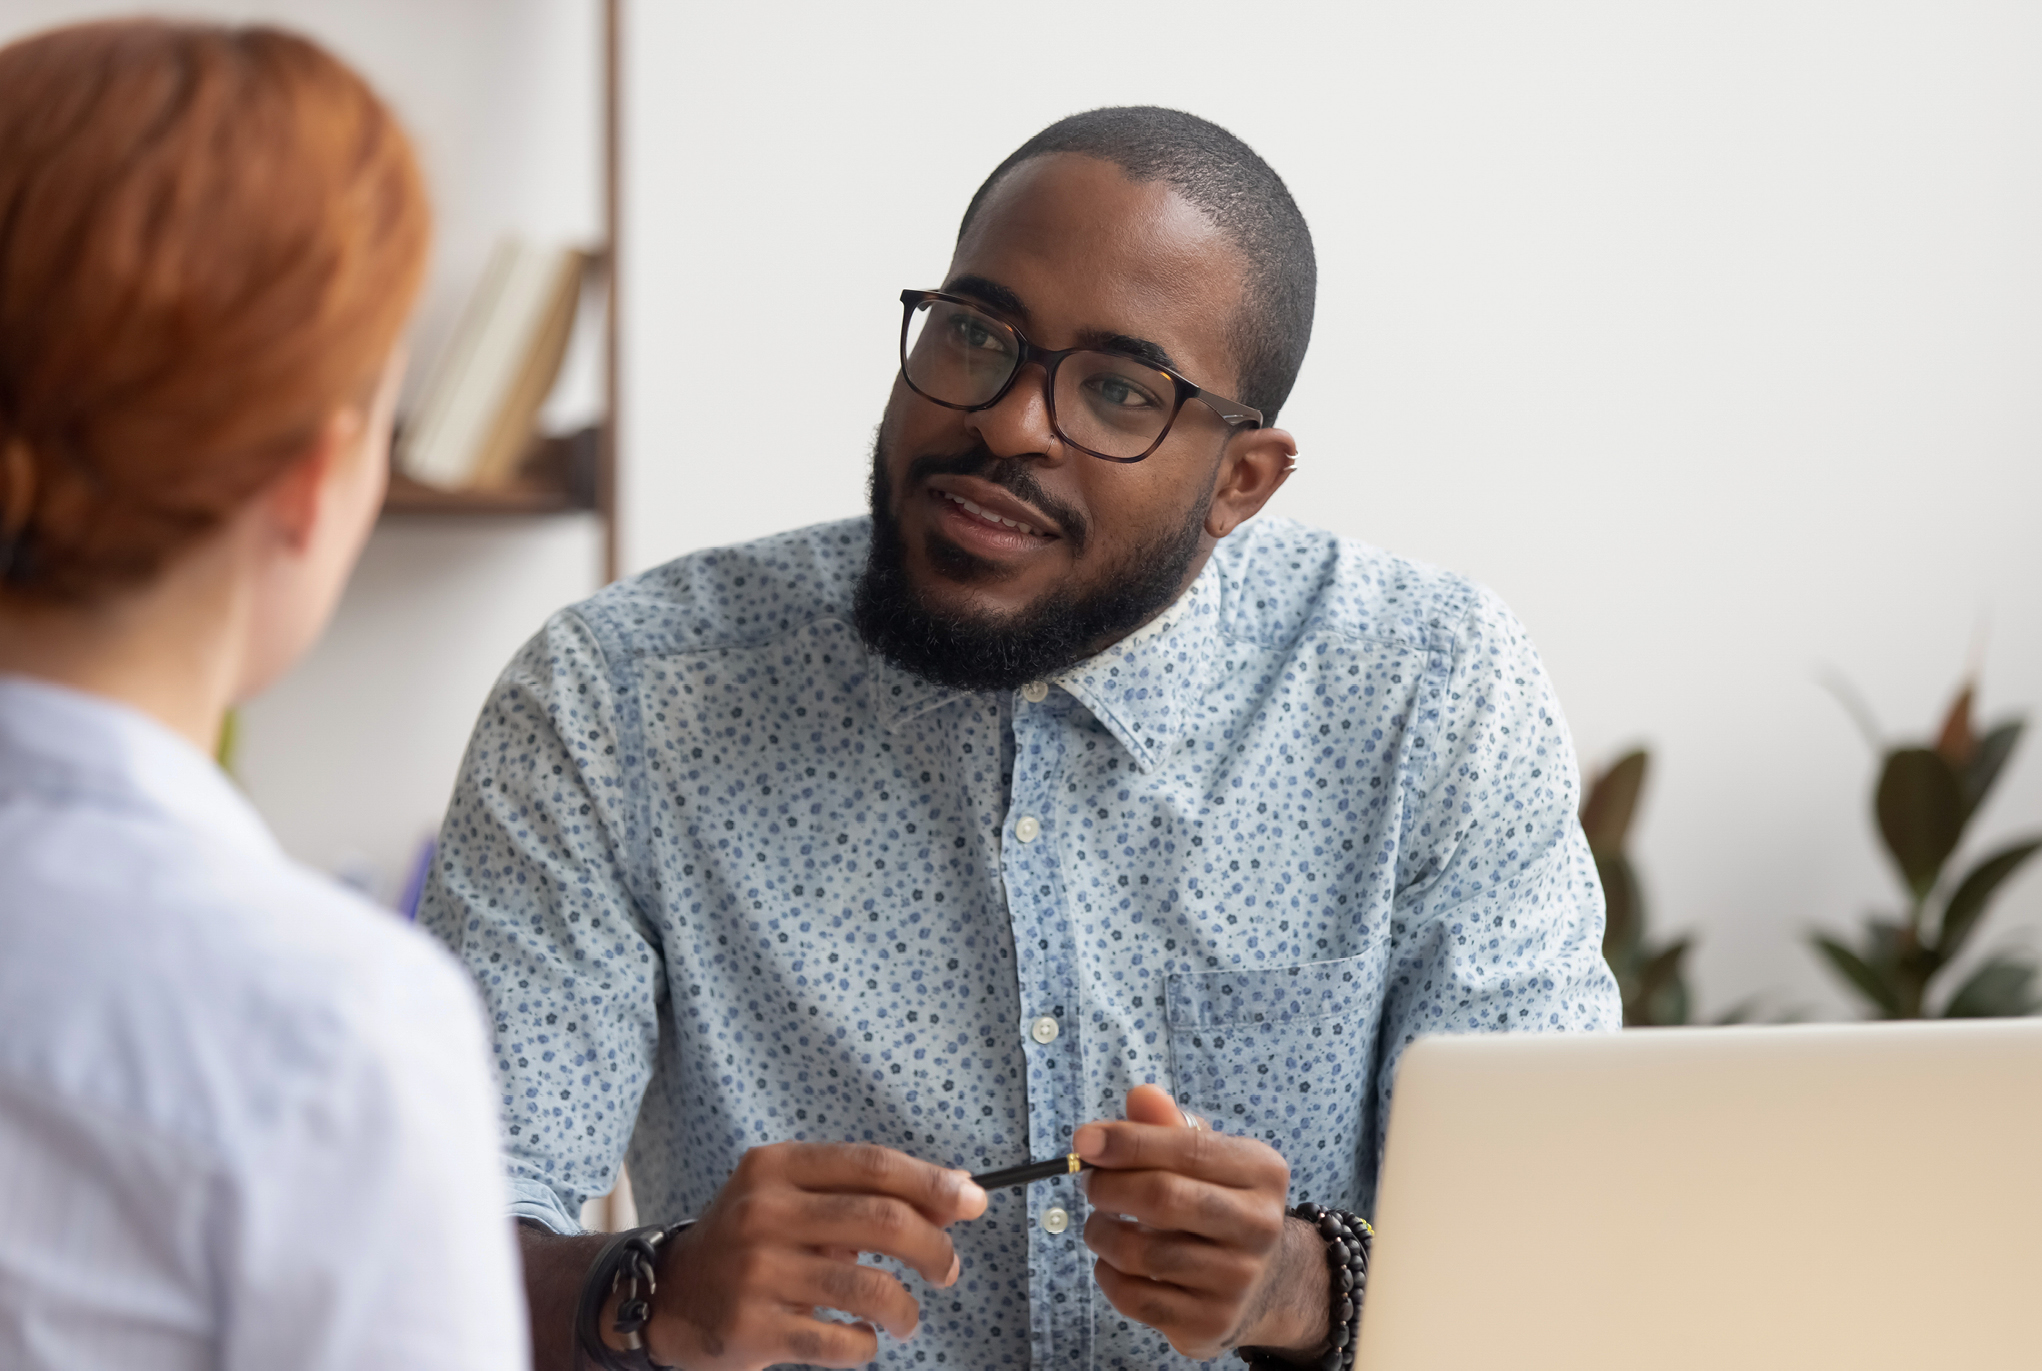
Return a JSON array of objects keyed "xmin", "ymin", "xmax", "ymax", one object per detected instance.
[
  {"xmin": 1316, "ymin": 1352, "xmax": 1342, "ymax": 1371},
  {"xmin": 1318, "ymin": 1214, "xmax": 1341, "ymax": 1238},
  {"xmin": 1337, "ymin": 1267, "xmax": 1353, "ymax": 1291}
]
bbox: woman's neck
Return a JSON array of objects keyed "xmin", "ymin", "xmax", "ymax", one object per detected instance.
[{"xmin": 0, "ymin": 534, "xmax": 250, "ymax": 754}]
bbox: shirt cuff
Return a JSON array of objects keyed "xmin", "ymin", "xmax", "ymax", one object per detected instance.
[{"xmin": 508, "ymin": 1176, "xmax": 585, "ymax": 1235}]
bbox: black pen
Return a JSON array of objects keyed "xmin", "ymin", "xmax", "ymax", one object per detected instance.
[{"xmin": 970, "ymin": 1152, "xmax": 1091, "ymax": 1190}]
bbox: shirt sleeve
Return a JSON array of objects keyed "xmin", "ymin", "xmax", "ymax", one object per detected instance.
[
  {"xmin": 418, "ymin": 609, "xmax": 661, "ymax": 1233},
  {"xmin": 1368, "ymin": 585, "xmax": 1622, "ymax": 1181},
  {"xmin": 221, "ymin": 950, "xmax": 531, "ymax": 1371}
]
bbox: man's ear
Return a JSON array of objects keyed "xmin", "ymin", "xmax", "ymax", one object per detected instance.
[
  {"xmin": 1204, "ymin": 425, "xmax": 1298, "ymax": 540},
  {"xmin": 260, "ymin": 407, "xmax": 364, "ymax": 553}
]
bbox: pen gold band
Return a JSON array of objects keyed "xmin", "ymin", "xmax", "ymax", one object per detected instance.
[{"xmin": 1067, "ymin": 1153, "xmax": 1081, "ymax": 1174}]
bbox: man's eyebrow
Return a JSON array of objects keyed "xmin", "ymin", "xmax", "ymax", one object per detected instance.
[
  {"xmin": 1075, "ymin": 330, "xmax": 1179, "ymax": 375},
  {"xmin": 940, "ymin": 274, "xmax": 1184, "ymax": 374},
  {"xmin": 941, "ymin": 274, "xmax": 1030, "ymax": 324}
]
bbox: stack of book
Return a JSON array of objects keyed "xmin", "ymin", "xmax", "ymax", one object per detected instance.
[{"xmin": 397, "ymin": 238, "xmax": 590, "ymax": 492}]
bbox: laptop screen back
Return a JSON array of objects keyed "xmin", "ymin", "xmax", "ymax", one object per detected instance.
[{"xmin": 1355, "ymin": 1021, "xmax": 2042, "ymax": 1370}]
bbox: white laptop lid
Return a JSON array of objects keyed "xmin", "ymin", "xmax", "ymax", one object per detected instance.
[{"xmin": 1356, "ymin": 1021, "xmax": 2042, "ymax": 1370}]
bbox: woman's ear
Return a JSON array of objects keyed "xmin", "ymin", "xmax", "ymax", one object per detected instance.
[
  {"xmin": 260, "ymin": 406, "xmax": 367, "ymax": 554},
  {"xmin": 1204, "ymin": 426, "xmax": 1298, "ymax": 540}
]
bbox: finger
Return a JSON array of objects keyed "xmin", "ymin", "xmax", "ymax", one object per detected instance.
[
  {"xmin": 1083, "ymin": 1212, "xmax": 1259, "ymax": 1292},
  {"xmin": 1123, "ymin": 1082, "xmax": 1190, "ymax": 1127},
  {"xmin": 782, "ymin": 1143, "xmax": 988, "ymax": 1223},
  {"xmin": 1083, "ymin": 1167, "xmax": 1282, "ymax": 1247},
  {"xmin": 1072, "ymin": 1118, "xmax": 1288, "ymax": 1191},
  {"xmin": 793, "ymin": 1192, "xmax": 960, "ymax": 1285},
  {"xmin": 784, "ymin": 1254, "xmax": 924, "ymax": 1341},
  {"xmin": 1090, "ymin": 1258, "xmax": 1233, "ymax": 1360},
  {"xmin": 769, "ymin": 1310, "xmax": 884, "ymax": 1369}
]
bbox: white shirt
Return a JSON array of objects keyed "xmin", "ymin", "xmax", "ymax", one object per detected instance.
[{"xmin": 0, "ymin": 676, "xmax": 529, "ymax": 1371}]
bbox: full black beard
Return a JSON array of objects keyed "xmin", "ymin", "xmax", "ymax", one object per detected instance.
[{"xmin": 853, "ymin": 436, "xmax": 1209, "ymax": 693}]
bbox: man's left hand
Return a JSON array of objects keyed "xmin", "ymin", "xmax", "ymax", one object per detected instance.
[{"xmin": 1075, "ymin": 1084, "xmax": 1329, "ymax": 1362}]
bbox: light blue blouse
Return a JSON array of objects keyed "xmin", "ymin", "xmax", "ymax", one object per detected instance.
[{"xmin": 0, "ymin": 677, "xmax": 525, "ymax": 1371}]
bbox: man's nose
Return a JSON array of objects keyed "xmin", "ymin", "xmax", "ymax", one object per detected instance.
[{"xmin": 964, "ymin": 362, "xmax": 1068, "ymax": 464}]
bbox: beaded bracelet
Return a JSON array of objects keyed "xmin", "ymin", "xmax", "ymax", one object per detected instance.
[
  {"xmin": 573, "ymin": 1219, "xmax": 695, "ymax": 1371},
  {"xmin": 1234, "ymin": 1201, "xmax": 1372, "ymax": 1371}
]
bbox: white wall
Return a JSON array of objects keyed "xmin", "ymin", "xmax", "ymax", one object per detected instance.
[
  {"xmin": 621, "ymin": 0, "xmax": 2042, "ymax": 1018},
  {"xmin": 0, "ymin": 0, "xmax": 609, "ymax": 899},
  {"xmin": 7, "ymin": 1, "xmax": 2034, "ymax": 1015}
]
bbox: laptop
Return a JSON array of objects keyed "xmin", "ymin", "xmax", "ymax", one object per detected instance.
[{"xmin": 1355, "ymin": 1020, "xmax": 2042, "ymax": 1369}]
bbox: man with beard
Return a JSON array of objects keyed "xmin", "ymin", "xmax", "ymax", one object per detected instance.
[{"xmin": 422, "ymin": 107, "xmax": 1620, "ymax": 1371}]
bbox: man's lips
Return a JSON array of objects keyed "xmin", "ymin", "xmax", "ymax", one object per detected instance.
[{"xmin": 923, "ymin": 476, "xmax": 1063, "ymax": 540}]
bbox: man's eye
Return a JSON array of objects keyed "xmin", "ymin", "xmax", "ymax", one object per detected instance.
[
  {"xmin": 946, "ymin": 314, "xmax": 1007, "ymax": 353},
  {"xmin": 1091, "ymin": 373, "xmax": 1161, "ymax": 409}
]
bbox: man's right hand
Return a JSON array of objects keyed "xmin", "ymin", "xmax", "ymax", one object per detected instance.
[{"xmin": 635, "ymin": 1142, "xmax": 987, "ymax": 1370}]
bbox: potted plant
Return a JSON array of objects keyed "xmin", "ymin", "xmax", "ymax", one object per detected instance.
[
  {"xmin": 1812, "ymin": 682, "xmax": 2041, "ymax": 1018},
  {"xmin": 1584, "ymin": 749, "xmax": 1698, "ymax": 1026}
]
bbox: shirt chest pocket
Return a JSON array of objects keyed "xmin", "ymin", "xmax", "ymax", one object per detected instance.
[{"xmin": 1164, "ymin": 953, "xmax": 1380, "ymax": 1208}]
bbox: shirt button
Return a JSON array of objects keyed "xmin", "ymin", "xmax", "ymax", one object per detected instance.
[
  {"xmin": 1042, "ymin": 1206, "xmax": 1070, "ymax": 1235},
  {"xmin": 1015, "ymin": 815, "xmax": 1041, "ymax": 843},
  {"xmin": 1021, "ymin": 681, "xmax": 1049, "ymax": 703},
  {"xmin": 1029, "ymin": 1015, "xmax": 1060, "ymax": 1044}
]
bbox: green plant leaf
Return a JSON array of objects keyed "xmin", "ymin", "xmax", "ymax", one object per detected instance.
[
  {"xmin": 1935, "ymin": 836, "xmax": 2042, "ymax": 962},
  {"xmin": 1598, "ymin": 852, "xmax": 1643, "ymax": 971},
  {"xmin": 1634, "ymin": 937, "xmax": 1690, "ymax": 997},
  {"xmin": 1629, "ymin": 937, "xmax": 1692, "ymax": 1027},
  {"xmin": 1875, "ymin": 748, "xmax": 1965, "ymax": 899},
  {"xmin": 1812, "ymin": 934, "xmax": 1904, "ymax": 1018},
  {"xmin": 1959, "ymin": 721, "xmax": 2023, "ymax": 821},
  {"xmin": 1934, "ymin": 682, "xmax": 1975, "ymax": 768},
  {"xmin": 1581, "ymin": 750, "xmax": 1648, "ymax": 856},
  {"xmin": 1643, "ymin": 978, "xmax": 1691, "ymax": 1028},
  {"xmin": 1940, "ymin": 955, "xmax": 2040, "ymax": 1019}
]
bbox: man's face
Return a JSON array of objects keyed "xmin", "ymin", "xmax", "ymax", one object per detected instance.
[{"xmin": 857, "ymin": 153, "xmax": 1293, "ymax": 689}]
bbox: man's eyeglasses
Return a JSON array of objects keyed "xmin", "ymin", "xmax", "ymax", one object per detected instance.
[{"xmin": 897, "ymin": 289, "xmax": 1262, "ymax": 464}]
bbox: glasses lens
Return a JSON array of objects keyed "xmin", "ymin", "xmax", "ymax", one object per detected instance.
[
  {"xmin": 1053, "ymin": 351, "xmax": 1177, "ymax": 460},
  {"xmin": 902, "ymin": 298, "xmax": 1018, "ymax": 408}
]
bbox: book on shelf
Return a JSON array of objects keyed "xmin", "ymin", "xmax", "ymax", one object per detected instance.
[{"xmin": 397, "ymin": 238, "xmax": 589, "ymax": 491}]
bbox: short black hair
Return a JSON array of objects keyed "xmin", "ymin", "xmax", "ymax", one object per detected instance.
[{"xmin": 958, "ymin": 106, "xmax": 1316, "ymax": 424}]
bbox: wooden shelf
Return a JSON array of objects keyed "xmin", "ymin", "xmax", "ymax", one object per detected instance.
[
  {"xmin": 376, "ymin": 0, "xmax": 620, "ymax": 583},
  {"xmin": 381, "ymin": 470, "xmax": 593, "ymax": 517},
  {"xmin": 380, "ymin": 422, "xmax": 602, "ymax": 520}
]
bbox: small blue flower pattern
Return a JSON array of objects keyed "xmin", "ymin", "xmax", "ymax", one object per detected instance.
[{"xmin": 421, "ymin": 515, "xmax": 1619, "ymax": 1370}]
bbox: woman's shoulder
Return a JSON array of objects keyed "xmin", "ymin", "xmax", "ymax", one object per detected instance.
[{"xmin": 0, "ymin": 803, "xmax": 487, "ymax": 1163}]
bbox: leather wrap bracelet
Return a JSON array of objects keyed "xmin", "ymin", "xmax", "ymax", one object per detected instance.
[
  {"xmin": 574, "ymin": 1219, "xmax": 695, "ymax": 1371},
  {"xmin": 1234, "ymin": 1201, "xmax": 1371, "ymax": 1371}
]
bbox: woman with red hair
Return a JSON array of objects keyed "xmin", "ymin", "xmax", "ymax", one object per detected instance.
[{"xmin": 0, "ymin": 21, "xmax": 525, "ymax": 1369}]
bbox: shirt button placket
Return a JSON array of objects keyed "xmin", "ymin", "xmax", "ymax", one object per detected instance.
[{"xmin": 1006, "ymin": 705, "xmax": 1083, "ymax": 1367}]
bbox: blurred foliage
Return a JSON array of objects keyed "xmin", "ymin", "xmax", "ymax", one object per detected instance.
[
  {"xmin": 1812, "ymin": 681, "xmax": 2042, "ymax": 1019},
  {"xmin": 1584, "ymin": 750, "xmax": 1698, "ymax": 1026},
  {"xmin": 214, "ymin": 706, "xmax": 239, "ymax": 777}
]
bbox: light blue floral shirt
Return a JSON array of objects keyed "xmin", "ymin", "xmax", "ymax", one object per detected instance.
[{"xmin": 421, "ymin": 515, "xmax": 1619, "ymax": 1370}]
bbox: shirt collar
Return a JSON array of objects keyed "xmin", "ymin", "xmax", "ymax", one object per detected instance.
[
  {"xmin": 864, "ymin": 556, "xmax": 1227, "ymax": 775},
  {"xmin": 0, "ymin": 674, "xmax": 279, "ymax": 860},
  {"xmin": 1051, "ymin": 564, "xmax": 1223, "ymax": 774}
]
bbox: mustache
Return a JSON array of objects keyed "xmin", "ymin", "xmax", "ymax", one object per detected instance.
[{"xmin": 903, "ymin": 444, "xmax": 1088, "ymax": 554}]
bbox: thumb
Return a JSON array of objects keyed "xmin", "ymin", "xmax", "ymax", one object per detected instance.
[{"xmin": 1125, "ymin": 1082, "xmax": 1204, "ymax": 1129}]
